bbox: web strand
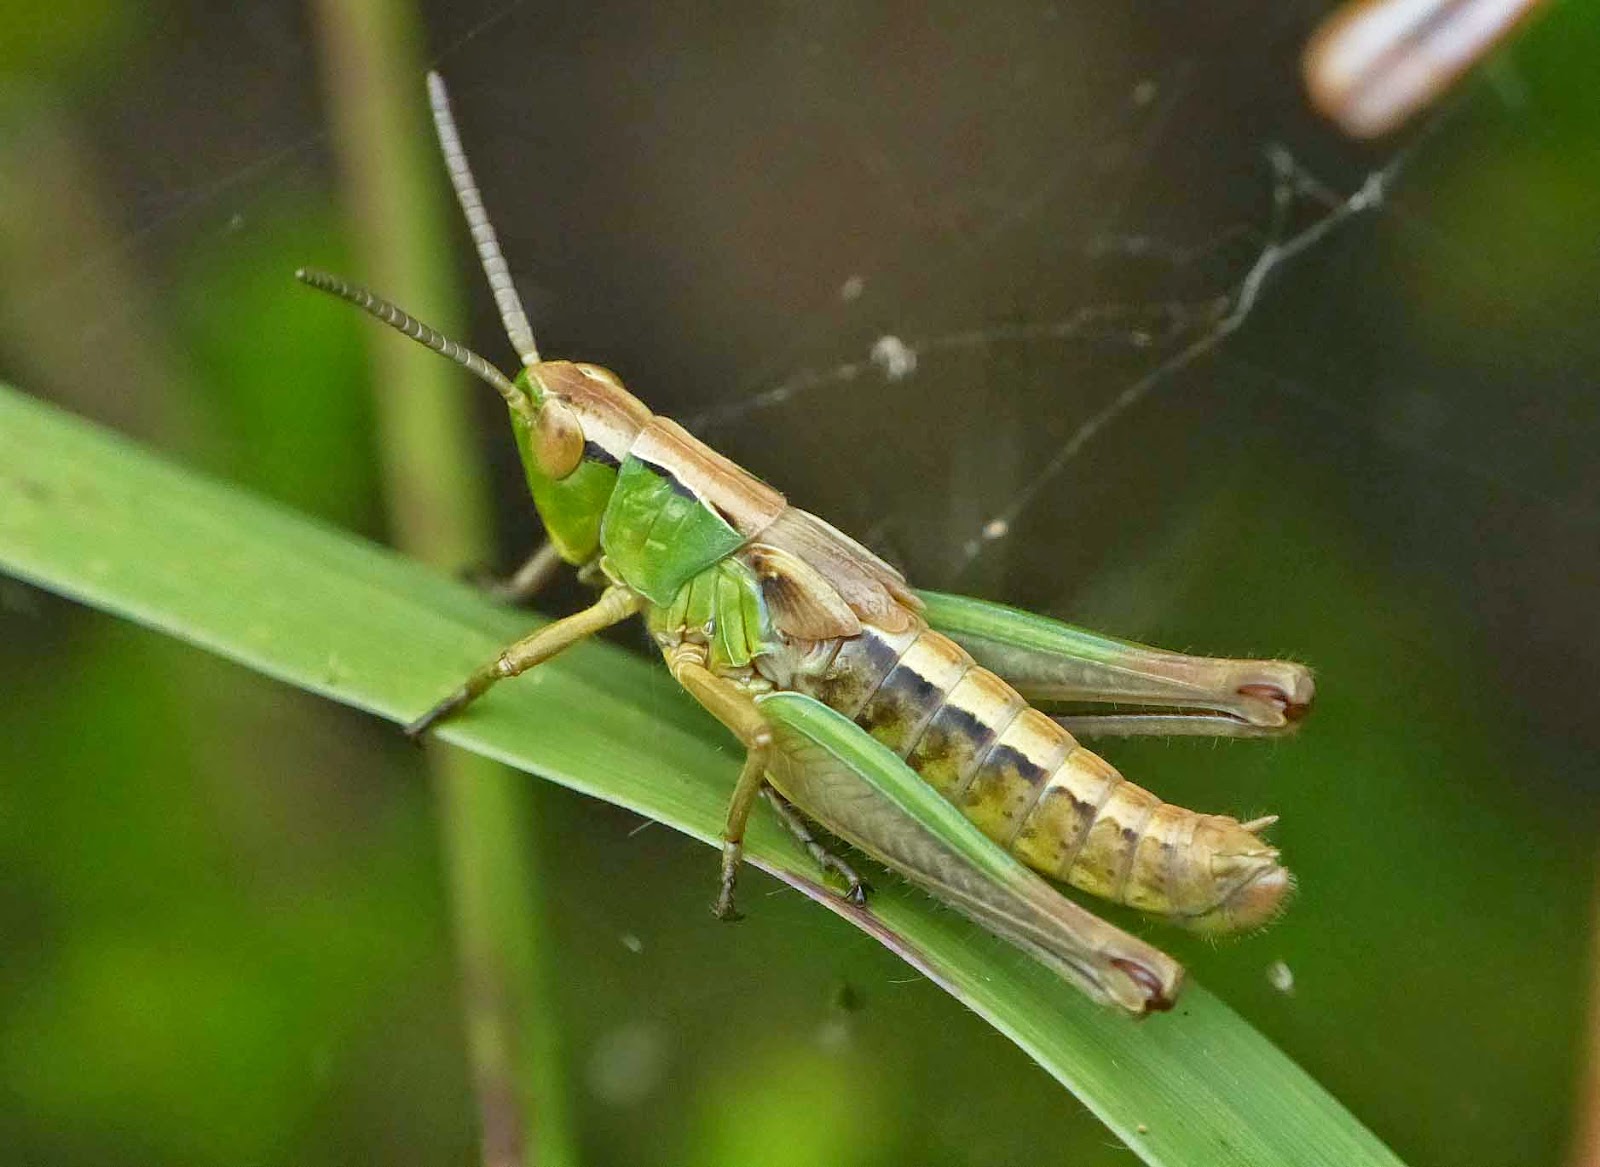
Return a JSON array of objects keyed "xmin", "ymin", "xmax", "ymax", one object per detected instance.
[
  {"xmin": 944, "ymin": 146, "xmax": 1410, "ymax": 579},
  {"xmin": 687, "ymin": 301, "xmax": 1209, "ymax": 431}
]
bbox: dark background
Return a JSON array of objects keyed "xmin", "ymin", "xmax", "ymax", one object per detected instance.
[{"xmin": 1, "ymin": 2, "xmax": 1596, "ymax": 1164}]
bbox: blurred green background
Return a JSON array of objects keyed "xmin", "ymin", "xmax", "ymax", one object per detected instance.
[{"xmin": 2, "ymin": 1, "xmax": 1597, "ymax": 1165}]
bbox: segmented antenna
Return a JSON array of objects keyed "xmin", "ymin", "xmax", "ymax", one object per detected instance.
[
  {"xmin": 426, "ymin": 71, "xmax": 541, "ymax": 366},
  {"xmin": 295, "ymin": 268, "xmax": 530, "ymax": 413}
]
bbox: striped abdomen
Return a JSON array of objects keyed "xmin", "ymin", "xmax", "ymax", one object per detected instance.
[{"xmin": 793, "ymin": 622, "xmax": 1288, "ymax": 933}]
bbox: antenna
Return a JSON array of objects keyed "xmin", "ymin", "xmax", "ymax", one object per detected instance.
[
  {"xmin": 426, "ymin": 71, "xmax": 541, "ymax": 366},
  {"xmin": 295, "ymin": 268, "xmax": 530, "ymax": 414}
]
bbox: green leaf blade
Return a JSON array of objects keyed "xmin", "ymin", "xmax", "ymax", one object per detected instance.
[{"xmin": 0, "ymin": 382, "xmax": 1406, "ymax": 1167}]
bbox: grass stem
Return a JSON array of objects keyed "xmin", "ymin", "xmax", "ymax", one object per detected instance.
[{"xmin": 307, "ymin": 3, "xmax": 574, "ymax": 1163}]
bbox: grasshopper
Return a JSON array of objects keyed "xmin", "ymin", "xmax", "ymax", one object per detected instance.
[{"xmin": 298, "ymin": 73, "xmax": 1314, "ymax": 1017}]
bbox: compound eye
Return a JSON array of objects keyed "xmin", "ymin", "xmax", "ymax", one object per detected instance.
[{"xmin": 532, "ymin": 398, "xmax": 585, "ymax": 479}]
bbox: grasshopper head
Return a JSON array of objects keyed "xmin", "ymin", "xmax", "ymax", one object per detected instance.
[
  {"xmin": 298, "ymin": 73, "xmax": 659, "ymax": 566},
  {"xmin": 509, "ymin": 360, "xmax": 652, "ymax": 562},
  {"xmin": 515, "ymin": 361, "xmax": 650, "ymax": 480}
]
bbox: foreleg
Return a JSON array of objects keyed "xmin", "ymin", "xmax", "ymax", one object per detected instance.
[{"xmin": 407, "ymin": 586, "xmax": 640, "ymax": 739}]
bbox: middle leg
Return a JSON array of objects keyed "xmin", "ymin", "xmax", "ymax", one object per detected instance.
[
  {"xmin": 670, "ymin": 652, "xmax": 774, "ymax": 921},
  {"xmin": 483, "ymin": 540, "xmax": 567, "ymax": 606}
]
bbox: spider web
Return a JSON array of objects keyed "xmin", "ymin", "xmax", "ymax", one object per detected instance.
[
  {"xmin": 690, "ymin": 143, "xmax": 1406, "ymax": 579},
  {"xmin": 2, "ymin": 0, "xmax": 1593, "ymax": 705}
]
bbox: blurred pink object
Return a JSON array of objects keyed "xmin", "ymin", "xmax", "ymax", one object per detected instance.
[{"xmin": 1303, "ymin": 0, "xmax": 1546, "ymax": 137}]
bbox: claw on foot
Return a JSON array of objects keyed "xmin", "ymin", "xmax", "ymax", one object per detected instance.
[
  {"xmin": 405, "ymin": 684, "xmax": 476, "ymax": 742},
  {"xmin": 403, "ymin": 703, "xmax": 450, "ymax": 743},
  {"xmin": 819, "ymin": 855, "xmax": 870, "ymax": 906}
]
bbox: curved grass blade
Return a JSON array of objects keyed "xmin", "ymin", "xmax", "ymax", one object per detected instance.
[{"xmin": 0, "ymin": 382, "xmax": 1407, "ymax": 1167}]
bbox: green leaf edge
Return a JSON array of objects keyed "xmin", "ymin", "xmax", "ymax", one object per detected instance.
[{"xmin": 0, "ymin": 383, "xmax": 1405, "ymax": 1167}]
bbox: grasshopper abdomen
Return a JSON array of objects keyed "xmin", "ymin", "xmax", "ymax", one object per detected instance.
[{"xmin": 792, "ymin": 621, "xmax": 1289, "ymax": 934}]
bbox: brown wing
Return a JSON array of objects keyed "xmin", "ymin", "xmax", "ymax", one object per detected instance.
[
  {"xmin": 758, "ymin": 508, "xmax": 923, "ymax": 633},
  {"xmin": 744, "ymin": 542, "xmax": 862, "ymax": 640}
]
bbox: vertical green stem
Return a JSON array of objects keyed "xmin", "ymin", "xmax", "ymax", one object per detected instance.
[
  {"xmin": 1568, "ymin": 861, "xmax": 1600, "ymax": 1167},
  {"xmin": 306, "ymin": 3, "xmax": 574, "ymax": 1164}
]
